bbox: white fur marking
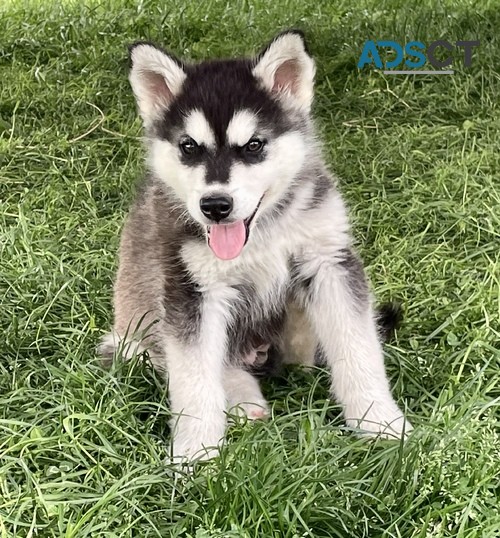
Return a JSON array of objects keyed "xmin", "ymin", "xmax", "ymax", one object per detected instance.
[
  {"xmin": 226, "ymin": 110, "xmax": 259, "ymax": 147},
  {"xmin": 185, "ymin": 109, "xmax": 216, "ymax": 149}
]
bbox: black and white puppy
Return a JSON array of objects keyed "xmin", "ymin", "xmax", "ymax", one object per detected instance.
[{"xmin": 100, "ymin": 31, "xmax": 412, "ymax": 461}]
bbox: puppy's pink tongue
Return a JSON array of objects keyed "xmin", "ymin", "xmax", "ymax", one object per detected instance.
[{"xmin": 208, "ymin": 221, "xmax": 246, "ymax": 260}]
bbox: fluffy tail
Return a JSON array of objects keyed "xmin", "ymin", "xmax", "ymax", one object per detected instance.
[{"xmin": 377, "ymin": 302, "xmax": 404, "ymax": 342}]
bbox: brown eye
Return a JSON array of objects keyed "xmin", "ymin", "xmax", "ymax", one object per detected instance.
[
  {"xmin": 180, "ymin": 137, "xmax": 199, "ymax": 155},
  {"xmin": 245, "ymin": 138, "xmax": 265, "ymax": 153}
]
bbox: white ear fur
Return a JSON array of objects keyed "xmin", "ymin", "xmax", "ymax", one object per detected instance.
[
  {"xmin": 128, "ymin": 43, "xmax": 186, "ymax": 127},
  {"xmin": 252, "ymin": 32, "xmax": 316, "ymax": 112}
]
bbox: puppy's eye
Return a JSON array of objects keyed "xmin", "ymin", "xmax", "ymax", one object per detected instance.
[
  {"xmin": 179, "ymin": 137, "xmax": 199, "ymax": 156},
  {"xmin": 245, "ymin": 138, "xmax": 265, "ymax": 153}
]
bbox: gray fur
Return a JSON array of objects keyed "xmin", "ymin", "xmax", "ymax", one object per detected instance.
[{"xmin": 338, "ymin": 248, "xmax": 370, "ymax": 308}]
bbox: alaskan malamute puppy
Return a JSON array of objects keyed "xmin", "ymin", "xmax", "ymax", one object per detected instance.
[{"xmin": 100, "ymin": 31, "xmax": 412, "ymax": 461}]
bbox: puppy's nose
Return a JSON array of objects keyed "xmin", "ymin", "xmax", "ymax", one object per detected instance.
[{"xmin": 200, "ymin": 195, "xmax": 233, "ymax": 222}]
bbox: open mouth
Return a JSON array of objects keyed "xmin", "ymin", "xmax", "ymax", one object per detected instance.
[{"xmin": 206, "ymin": 196, "xmax": 263, "ymax": 260}]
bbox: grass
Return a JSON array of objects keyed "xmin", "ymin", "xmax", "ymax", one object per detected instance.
[{"xmin": 1, "ymin": 0, "xmax": 499, "ymax": 536}]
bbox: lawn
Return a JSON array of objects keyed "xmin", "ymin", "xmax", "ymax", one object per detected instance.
[{"xmin": 1, "ymin": 0, "xmax": 499, "ymax": 536}]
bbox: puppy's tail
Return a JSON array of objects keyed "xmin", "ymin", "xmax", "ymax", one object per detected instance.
[{"xmin": 377, "ymin": 302, "xmax": 404, "ymax": 342}]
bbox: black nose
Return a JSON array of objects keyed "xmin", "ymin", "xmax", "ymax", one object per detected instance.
[{"xmin": 199, "ymin": 195, "xmax": 233, "ymax": 222}]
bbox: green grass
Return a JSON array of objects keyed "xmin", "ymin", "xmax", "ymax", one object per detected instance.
[{"xmin": 1, "ymin": 0, "xmax": 499, "ymax": 536}]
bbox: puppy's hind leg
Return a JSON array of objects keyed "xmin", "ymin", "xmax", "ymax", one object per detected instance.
[
  {"xmin": 224, "ymin": 367, "xmax": 269, "ymax": 420},
  {"xmin": 98, "ymin": 315, "xmax": 159, "ymax": 364}
]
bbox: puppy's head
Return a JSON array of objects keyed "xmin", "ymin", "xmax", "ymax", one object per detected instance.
[{"xmin": 129, "ymin": 31, "xmax": 315, "ymax": 260}]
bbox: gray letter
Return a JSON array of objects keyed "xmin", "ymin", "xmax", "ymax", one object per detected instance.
[
  {"xmin": 456, "ymin": 40, "xmax": 480, "ymax": 67},
  {"xmin": 427, "ymin": 40, "xmax": 453, "ymax": 68}
]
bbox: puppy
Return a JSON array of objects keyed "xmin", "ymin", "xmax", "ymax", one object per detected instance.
[{"xmin": 99, "ymin": 31, "xmax": 412, "ymax": 461}]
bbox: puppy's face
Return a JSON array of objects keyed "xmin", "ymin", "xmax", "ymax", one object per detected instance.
[{"xmin": 129, "ymin": 32, "xmax": 315, "ymax": 260}]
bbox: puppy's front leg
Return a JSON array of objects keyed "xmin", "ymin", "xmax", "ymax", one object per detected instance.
[
  {"xmin": 299, "ymin": 249, "xmax": 412, "ymax": 438},
  {"xmin": 165, "ymin": 290, "xmax": 231, "ymax": 461}
]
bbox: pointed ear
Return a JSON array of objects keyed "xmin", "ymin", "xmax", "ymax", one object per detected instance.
[
  {"xmin": 128, "ymin": 42, "xmax": 187, "ymax": 127},
  {"xmin": 252, "ymin": 30, "xmax": 315, "ymax": 112}
]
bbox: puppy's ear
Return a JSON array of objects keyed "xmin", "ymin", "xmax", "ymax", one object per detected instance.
[
  {"xmin": 253, "ymin": 30, "xmax": 315, "ymax": 112},
  {"xmin": 128, "ymin": 42, "xmax": 186, "ymax": 127}
]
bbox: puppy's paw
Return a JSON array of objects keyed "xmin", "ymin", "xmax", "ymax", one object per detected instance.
[
  {"xmin": 229, "ymin": 398, "xmax": 270, "ymax": 421},
  {"xmin": 346, "ymin": 402, "xmax": 413, "ymax": 440},
  {"xmin": 242, "ymin": 344, "xmax": 270, "ymax": 367},
  {"xmin": 169, "ymin": 439, "xmax": 221, "ymax": 465},
  {"xmin": 167, "ymin": 418, "xmax": 225, "ymax": 465},
  {"xmin": 356, "ymin": 416, "xmax": 413, "ymax": 440}
]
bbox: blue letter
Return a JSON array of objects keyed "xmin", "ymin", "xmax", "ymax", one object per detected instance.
[
  {"xmin": 405, "ymin": 41, "xmax": 426, "ymax": 68},
  {"xmin": 357, "ymin": 40, "xmax": 382, "ymax": 69},
  {"xmin": 377, "ymin": 40, "xmax": 404, "ymax": 69}
]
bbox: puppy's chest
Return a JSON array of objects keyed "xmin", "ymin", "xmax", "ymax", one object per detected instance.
[
  {"xmin": 183, "ymin": 236, "xmax": 292, "ymax": 296},
  {"xmin": 230, "ymin": 250, "xmax": 293, "ymax": 360},
  {"xmin": 226, "ymin": 278, "xmax": 289, "ymax": 361},
  {"xmin": 183, "ymin": 240, "xmax": 292, "ymax": 359}
]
